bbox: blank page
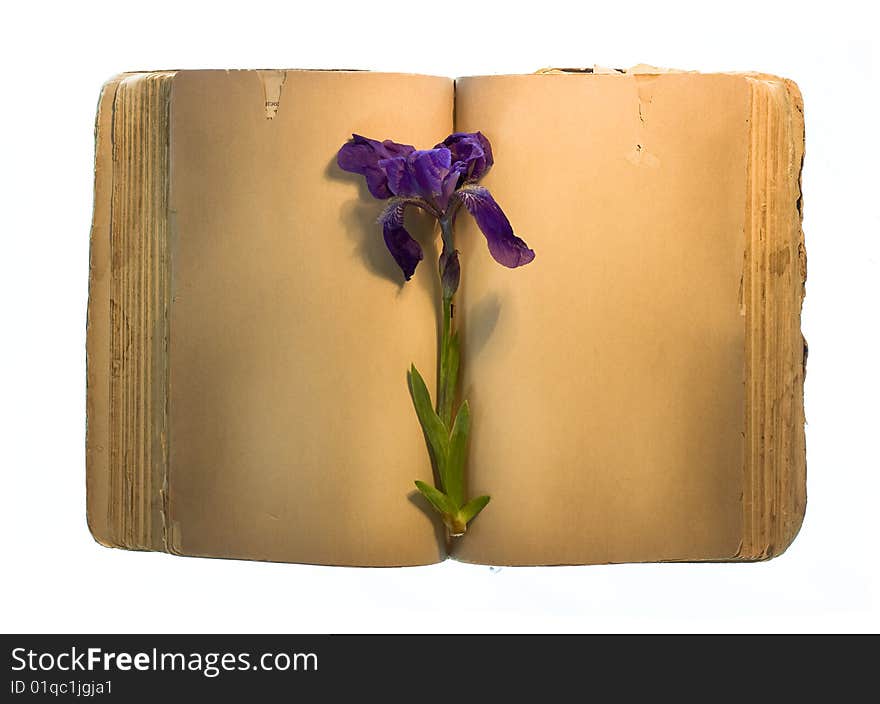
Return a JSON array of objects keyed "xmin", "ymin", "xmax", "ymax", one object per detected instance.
[
  {"xmin": 167, "ymin": 70, "xmax": 452, "ymax": 566},
  {"xmin": 452, "ymin": 73, "xmax": 751, "ymax": 565}
]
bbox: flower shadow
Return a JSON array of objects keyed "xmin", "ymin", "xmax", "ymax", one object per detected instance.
[
  {"xmin": 325, "ymin": 155, "xmax": 443, "ymax": 322},
  {"xmin": 325, "ymin": 157, "xmax": 439, "ymax": 289},
  {"xmin": 463, "ymin": 292, "xmax": 501, "ymax": 360},
  {"xmin": 326, "ymin": 158, "xmax": 404, "ymax": 285}
]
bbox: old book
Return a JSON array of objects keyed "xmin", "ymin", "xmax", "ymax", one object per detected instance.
[{"xmin": 86, "ymin": 67, "xmax": 806, "ymax": 566}]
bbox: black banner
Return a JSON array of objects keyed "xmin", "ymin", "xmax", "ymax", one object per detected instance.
[
  {"xmin": 1, "ymin": 633, "xmax": 860, "ymax": 700},
  {"xmin": 1, "ymin": 634, "xmax": 638, "ymax": 700}
]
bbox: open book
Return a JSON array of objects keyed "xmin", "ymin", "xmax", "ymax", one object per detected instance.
[{"xmin": 86, "ymin": 67, "xmax": 806, "ymax": 566}]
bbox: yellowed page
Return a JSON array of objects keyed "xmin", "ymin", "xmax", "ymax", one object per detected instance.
[
  {"xmin": 452, "ymin": 73, "xmax": 752, "ymax": 565},
  {"xmin": 167, "ymin": 70, "xmax": 452, "ymax": 566}
]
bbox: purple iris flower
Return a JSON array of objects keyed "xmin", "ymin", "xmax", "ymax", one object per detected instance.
[{"xmin": 337, "ymin": 131, "xmax": 535, "ymax": 281}]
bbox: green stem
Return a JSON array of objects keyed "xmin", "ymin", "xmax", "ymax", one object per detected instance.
[
  {"xmin": 438, "ymin": 297, "xmax": 454, "ymax": 427},
  {"xmin": 410, "ymin": 211, "xmax": 490, "ymax": 537},
  {"xmin": 437, "ymin": 217, "xmax": 456, "ymax": 428}
]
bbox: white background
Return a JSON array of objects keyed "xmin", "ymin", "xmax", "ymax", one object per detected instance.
[{"xmin": 1, "ymin": 0, "xmax": 876, "ymax": 634}]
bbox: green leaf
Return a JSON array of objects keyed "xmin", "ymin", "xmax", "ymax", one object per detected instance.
[
  {"xmin": 407, "ymin": 365, "xmax": 450, "ymax": 488},
  {"xmin": 459, "ymin": 495, "xmax": 491, "ymax": 524},
  {"xmin": 445, "ymin": 400, "xmax": 470, "ymax": 508},
  {"xmin": 414, "ymin": 480, "xmax": 455, "ymax": 517},
  {"xmin": 440, "ymin": 332, "xmax": 460, "ymax": 428}
]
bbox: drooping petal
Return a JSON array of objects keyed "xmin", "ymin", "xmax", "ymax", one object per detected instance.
[
  {"xmin": 337, "ymin": 134, "xmax": 415, "ymax": 199},
  {"xmin": 456, "ymin": 185, "xmax": 535, "ymax": 268},
  {"xmin": 438, "ymin": 132, "xmax": 494, "ymax": 182},
  {"xmin": 379, "ymin": 199, "xmax": 424, "ymax": 281}
]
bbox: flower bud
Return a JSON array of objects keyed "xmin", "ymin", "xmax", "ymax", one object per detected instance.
[{"xmin": 439, "ymin": 249, "xmax": 460, "ymax": 299}]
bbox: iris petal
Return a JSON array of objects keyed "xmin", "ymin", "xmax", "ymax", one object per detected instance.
[
  {"xmin": 438, "ymin": 132, "xmax": 494, "ymax": 182},
  {"xmin": 439, "ymin": 163, "xmax": 467, "ymax": 211},
  {"xmin": 337, "ymin": 134, "xmax": 415, "ymax": 199},
  {"xmin": 457, "ymin": 186, "xmax": 535, "ymax": 269},
  {"xmin": 379, "ymin": 156, "xmax": 419, "ymax": 198},
  {"xmin": 379, "ymin": 148, "xmax": 453, "ymax": 204},
  {"xmin": 379, "ymin": 200, "xmax": 424, "ymax": 281},
  {"xmin": 409, "ymin": 149, "xmax": 452, "ymax": 200}
]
